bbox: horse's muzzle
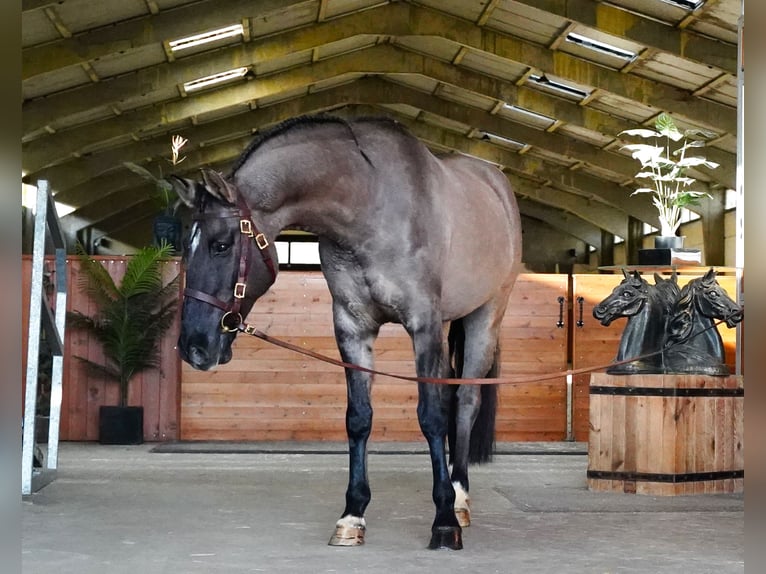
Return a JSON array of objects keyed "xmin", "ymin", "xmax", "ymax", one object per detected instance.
[
  {"xmin": 592, "ymin": 304, "xmax": 614, "ymax": 326},
  {"xmin": 725, "ymin": 308, "xmax": 744, "ymax": 328},
  {"xmin": 178, "ymin": 332, "xmax": 233, "ymax": 370}
]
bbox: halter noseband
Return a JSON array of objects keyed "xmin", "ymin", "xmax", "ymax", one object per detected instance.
[{"xmin": 183, "ymin": 196, "xmax": 277, "ymax": 332}]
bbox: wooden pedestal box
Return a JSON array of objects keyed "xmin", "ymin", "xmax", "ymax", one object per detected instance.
[{"xmin": 588, "ymin": 373, "xmax": 743, "ymax": 495}]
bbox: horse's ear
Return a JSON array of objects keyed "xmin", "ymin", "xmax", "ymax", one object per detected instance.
[
  {"xmin": 622, "ymin": 268, "xmax": 629, "ymax": 279},
  {"xmin": 168, "ymin": 175, "xmax": 201, "ymax": 208},
  {"xmin": 653, "ymin": 272, "xmax": 662, "ymax": 284},
  {"xmin": 703, "ymin": 267, "xmax": 716, "ymax": 283},
  {"xmin": 200, "ymin": 168, "xmax": 237, "ymax": 205}
]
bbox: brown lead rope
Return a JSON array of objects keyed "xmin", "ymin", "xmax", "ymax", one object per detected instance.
[{"xmin": 234, "ymin": 314, "xmax": 739, "ymax": 386}]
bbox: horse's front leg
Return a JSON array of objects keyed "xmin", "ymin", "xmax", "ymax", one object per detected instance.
[
  {"xmin": 413, "ymin": 323, "xmax": 462, "ymax": 550},
  {"xmin": 328, "ymin": 310, "xmax": 377, "ymax": 547}
]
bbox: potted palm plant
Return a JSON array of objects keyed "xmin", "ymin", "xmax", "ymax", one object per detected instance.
[
  {"xmin": 620, "ymin": 112, "xmax": 718, "ymax": 251},
  {"xmin": 67, "ymin": 242, "xmax": 180, "ymax": 444},
  {"xmin": 124, "ymin": 135, "xmax": 188, "ymax": 253}
]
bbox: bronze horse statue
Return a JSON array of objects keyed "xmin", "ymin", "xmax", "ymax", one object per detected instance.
[
  {"xmin": 594, "ymin": 268, "xmax": 742, "ymax": 376},
  {"xmin": 592, "ymin": 270, "xmax": 679, "ymax": 374},
  {"xmin": 171, "ymin": 115, "xmax": 522, "ymax": 550},
  {"xmin": 664, "ymin": 268, "xmax": 743, "ymax": 375}
]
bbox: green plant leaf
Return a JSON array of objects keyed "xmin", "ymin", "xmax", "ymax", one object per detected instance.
[
  {"xmin": 676, "ymin": 157, "xmax": 720, "ymax": 169},
  {"xmin": 683, "ymin": 127, "xmax": 718, "ymax": 140},
  {"xmin": 622, "ymin": 144, "xmax": 664, "ymax": 165},
  {"xmin": 654, "ymin": 113, "xmax": 683, "ymax": 141},
  {"xmin": 123, "ymin": 161, "xmax": 159, "ymax": 183},
  {"xmin": 619, "ymin": 128, "xmax": 659, "ymax": 139}
]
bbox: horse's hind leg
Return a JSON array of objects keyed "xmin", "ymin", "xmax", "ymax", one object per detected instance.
[
  {"xmin": 450, "ymin": 305, "xmax": 503, "ymax": 528},
  {"xmin": 327, "ymin": 306, "xmax": 377, "ymax": 547},
  {"xmin": 412, "ymin": 319, "xmax": 462, "ymax": 550}
]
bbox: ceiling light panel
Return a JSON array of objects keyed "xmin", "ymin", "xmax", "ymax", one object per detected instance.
[
  {"xmin": 498, "ymin": 104, "xmax": 556, "ymax": 130},
  {"xmin": 183, "ymin": 67, "xmax": 249, "ymax": 93},
  {"xmin": 560, "ymin": 27, "xmax": 641, "ymax": 70},
  {"xmin": 169, "ymin": 24, "xmax": 244, "ymax": 52}
]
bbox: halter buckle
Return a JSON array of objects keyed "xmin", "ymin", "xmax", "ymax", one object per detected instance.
[
  {"xmin": 254, "ymin": 233, "xmax": 269, "ymax": 250},
  {"xmin": 234, "ymin": 282, "xmax": 247, "ymax": 299},
  {"xmin": 240, "ymin": 219, "xmax": 254, "ymax": 237}
]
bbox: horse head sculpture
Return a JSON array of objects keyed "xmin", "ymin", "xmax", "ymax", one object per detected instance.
[
  {"xmin": 664, "ymin": 268, "xmax": 743, "ymax": 376},
  {"xmin": 593, "ymin": 269, "xmax": 674, "ymax": 374}
]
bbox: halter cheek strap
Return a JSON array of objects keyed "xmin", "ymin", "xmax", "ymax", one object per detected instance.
[{"xmin": 183, "ymin": 196, "xmax": 277, "ymax": 331}]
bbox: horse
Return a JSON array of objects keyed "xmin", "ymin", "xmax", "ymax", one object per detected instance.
[
  {"xmin": 664, "ymin": 268, "xmax": 743, "ymax": 376},
  {"xmin": 171, "ymin": 115, "xmax": 522, "ymax": 550},
  {"xmin": 592, "ymin": 270, "xmax": 679, "ymax": 374}
]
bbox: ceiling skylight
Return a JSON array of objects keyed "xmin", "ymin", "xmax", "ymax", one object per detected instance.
[
  {"xmin": 660, "ymin": 0, "xmax": 704, "ymax": 10},
  {"xmin": 481, "ymin": 132, "xmax": 526, "ymax": 150},
  {"xmin": 169, "ymin": 24, "xmax": 244, "ymax": 52},
  {"xmin": 528, "ymin": 74, "xmax": 590, "ymax": 100},
  {"xmin": 183, "ymin": 67, "xmax": 249, "ymax": 93},
  {"xmin": 565, "ymin": 32, "xmax": 637, "ymax": 61},
  {"xmin": 502, "ymin": 104, "xmax": 555, "ymax": 127}
]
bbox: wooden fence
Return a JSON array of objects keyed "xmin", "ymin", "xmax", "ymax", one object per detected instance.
[{"xmin": 181, "ymin": 273, "xmax": 570, "ymax": 442}]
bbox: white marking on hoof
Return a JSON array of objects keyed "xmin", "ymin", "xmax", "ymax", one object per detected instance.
[
  {"xmin": 328, "ymin": 515, "xmax": 366, "ymax": 546},
  {"xmin": 452, "ymin": 481, "xmax": 471, "ymax": 528}
]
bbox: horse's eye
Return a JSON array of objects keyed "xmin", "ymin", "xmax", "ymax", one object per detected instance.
[
  {"xmin": 213, "ymin": 241, "xmax": 231, "ymax": 254},
  {"xmin": 621, "ymin": 290, "xmax": 633, "ymax": 298}
]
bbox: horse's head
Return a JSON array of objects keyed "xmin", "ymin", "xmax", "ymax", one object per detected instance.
[
  {"xmin": 592, "ymin": 269, "xmax": 649, "ymax": 326},
  {"xmin": 172, "ymin": 168, "xmax": 279, "ymax": 371},
  {"xmin": 688, "ymin": 268, "xmax": 743, "ymax": 328}
]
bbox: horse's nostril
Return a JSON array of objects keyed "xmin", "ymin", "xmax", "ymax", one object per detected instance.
[{"xmin": 188, "ymin": 345, "xmax": 209, "ymax": 366}]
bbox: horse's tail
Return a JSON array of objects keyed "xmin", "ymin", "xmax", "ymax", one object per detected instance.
[
  {"xmin": 469, "ymin": 356, "xmax": 498, "ymax": 464},
  {"xmin": 446, "ymin": 319, "xmax": 498, "ymax": 465}
]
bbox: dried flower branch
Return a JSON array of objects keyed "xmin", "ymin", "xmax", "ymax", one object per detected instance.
[{"xmin": 170, "ymin": 135, "xmax": 188, "ymax": 166}]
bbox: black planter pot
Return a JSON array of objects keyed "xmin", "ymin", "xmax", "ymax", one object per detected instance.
[
  {"xmin": 99, "ymin": 406, "xmax": 144, "ymax": 445},
  {"xmin": 654, "ymin": 235, "xmax": 685, "ymax": 250},
  {"xmin": 153, "ymin": 214, "xmax": 182, "ymax": 254}
]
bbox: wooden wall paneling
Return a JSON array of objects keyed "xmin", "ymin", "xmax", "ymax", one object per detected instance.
[
  {"xmin": 181, "ymin": 273, "xmax": 570, "ymax": 442},
  {"xmin": 497, "ymin": 274, "xmax": 569, "ymax": 441}
]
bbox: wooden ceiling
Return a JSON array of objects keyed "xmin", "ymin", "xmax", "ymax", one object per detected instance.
[{"xmin": 22, "ymin": 0, "xmax": 741, "ymax": 253}]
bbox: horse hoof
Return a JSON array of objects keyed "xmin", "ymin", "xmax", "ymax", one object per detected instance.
[
  {"xmin": 328, "ymin": 525, "xmax": 365, "ymax": 546},
  {"xmin": 455, "ymin": 506, "xmax": 471, "ymax": 528},
  {"xmin": 428, "ymin": 526, "xmax": 463, "ymax": 550}
]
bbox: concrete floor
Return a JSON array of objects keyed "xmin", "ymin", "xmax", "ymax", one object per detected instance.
[{"xmin": 22, "ymin": 442, "xmax": 744, "ymax": 574}]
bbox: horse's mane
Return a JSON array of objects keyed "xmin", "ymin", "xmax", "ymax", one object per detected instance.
[
  {"xmin": 229, "ymin": 114, "xmax": 387, "ymax": 175},
  {"xmin": 666, "ymin": 281, "xmax": 697, "ymax": 344}
]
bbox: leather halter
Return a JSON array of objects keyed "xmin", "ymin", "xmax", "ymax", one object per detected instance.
[{"xmin": 183, "ymin": 196, "xmax": 277, "ymax": 332}]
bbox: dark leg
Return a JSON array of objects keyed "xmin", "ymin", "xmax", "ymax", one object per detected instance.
[
  {"xmin": 412, "ymin": 321, "xmax": 462, "ymax": 550},
  {"xmin": 328, "ymin": 307, "xmax": 378, "ymax": 546},
  {"xmin": 450, "ymin": 305, "xmax": 503, "ymax": 527}
]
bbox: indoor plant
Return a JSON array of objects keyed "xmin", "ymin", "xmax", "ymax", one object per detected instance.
[
  {"xmin": 124, "ymin": 135, "xmax": 188, "ymax": 253},
  {"xmin": 67, "ymin": 242, "xmax": 179, "ymax": 444},
  {"xmin": 620, "ymin": 112, "xmax": 718, "ymax": 248}
]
